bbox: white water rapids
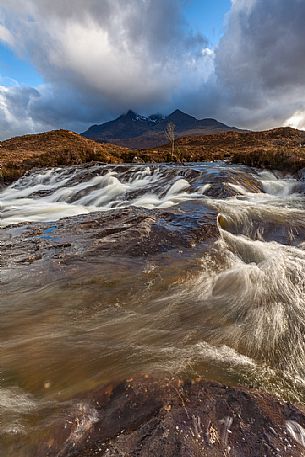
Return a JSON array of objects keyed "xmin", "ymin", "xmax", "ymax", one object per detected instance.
[{"xmin": 0, "ymin": 165, "xmax": 209, "ymax": 226}]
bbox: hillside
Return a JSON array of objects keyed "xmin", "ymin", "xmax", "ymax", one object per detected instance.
[
  {"xmin": 82, "ymin": 109, "xmax": 241, "ymax": 148},
  {"xmin": 2, "ymin": 127, "xmax": 305, "ymax": 186},
  {"xmin": 0, "ymin": 129, "xmax": 130, "ymax": 184},
  {"xmin": 138, "ymin": 127, "xmax": 305, "ymax": 172}
]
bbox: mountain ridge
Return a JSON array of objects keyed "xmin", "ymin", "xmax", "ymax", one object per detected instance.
[{"xmin": 82, "ymin": 109, "xmax": 243, "ymax": 149}]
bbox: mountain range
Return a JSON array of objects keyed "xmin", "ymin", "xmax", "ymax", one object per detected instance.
[{"xmin": 82, "ymin": 109, "xmax": 242, "ymax": 149}]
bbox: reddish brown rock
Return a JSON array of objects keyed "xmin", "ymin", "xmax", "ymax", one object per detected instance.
[{"xmin": 35, "ymin": 376, "xmax": 305, "ymax": 457}]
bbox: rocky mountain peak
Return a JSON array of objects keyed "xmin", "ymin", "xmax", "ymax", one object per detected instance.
[{"xmin": 82, "ymin": 109, "xmax": 241, "ymax": 148}]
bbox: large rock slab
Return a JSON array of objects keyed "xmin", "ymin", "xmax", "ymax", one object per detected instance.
[
  {"xmin": 35, "ymin": 376, "xmax": 305, "ymax": 457},
  {"xmin": 0, "ymin": 202, "xmax": 218, "ymax": 268}
]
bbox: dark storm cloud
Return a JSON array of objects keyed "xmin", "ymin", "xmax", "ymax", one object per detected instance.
[
  {"xmin": 0, "ymin": 0, "xmax": 212, "ymax": 138},
  {"xmin": 218, "ymin": 0, "xmax": 305, "ymax": 92},
  {"xmin": 213, "ymin": 0, "xmax": 305, "ymax": 128},
  {"xmin": 1, "ymin": 0, "xmax": 305, "ymax": 138},
  {"xmin": 0, "ymin": 86, "xmax": 45, "ymax": 138}
]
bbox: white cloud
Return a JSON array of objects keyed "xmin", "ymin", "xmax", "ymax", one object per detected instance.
[
  {"xmin": 284, "ymin": 111, "xmax": 305, "ymax": 131},
  {"xmin": 0, "ymin": 24, "xmax": 14, "ymax": 46}
]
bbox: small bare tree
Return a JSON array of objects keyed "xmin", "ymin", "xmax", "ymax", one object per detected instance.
[{"xmin": 165, "ymin": 122, "xmax": 176, "ymax": 160}]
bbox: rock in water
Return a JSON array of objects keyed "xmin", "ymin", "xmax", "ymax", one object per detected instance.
[
  {"xmin": 36, "ymin": 376, "xmax": 305, "ymax": 457},
  {"xmin": 0, "ymin": 203, "xmax": 218, "ymax": 267}
]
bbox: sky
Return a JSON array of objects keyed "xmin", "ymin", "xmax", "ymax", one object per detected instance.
[{"xmin": 0, "ymin": 0, "xmax": 305, "ymax": 139}]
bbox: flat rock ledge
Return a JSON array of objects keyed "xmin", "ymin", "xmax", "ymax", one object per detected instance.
[{"xmin": 36, "ymin": 376, "xmax": 305, "ymax": 457}]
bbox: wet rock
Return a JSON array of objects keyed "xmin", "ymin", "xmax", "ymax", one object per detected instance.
[
  {"xmin": 218, "ymin": 210, "xmax": 305, "ymax": 245},
  {"xmin": 0, "ymin": 202, "xmax": 218, "ymax": 267},
  {"xmin": 36, "ymin": 375, "xmax": 305, "ymax": 457},
  {"xmin": 205, "ymin": 182, "xmax": 241, "ymax": 198},
  {"xmin": 296, "ymin": 168, "xmax": 305, "ymax": 181},
  {"xmin": 203, "ymin": 168, "xmax": 263, "ymax": 198}
]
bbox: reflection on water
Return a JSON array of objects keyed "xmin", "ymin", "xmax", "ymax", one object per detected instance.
[{"xmin": 1, "ymin": 162, "xmax": 305, "ymax": 455}]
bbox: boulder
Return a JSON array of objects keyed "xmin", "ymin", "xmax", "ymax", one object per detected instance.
[{"xmin": 35, "ymin": 375, "xmax": 305, "ymax": 457}]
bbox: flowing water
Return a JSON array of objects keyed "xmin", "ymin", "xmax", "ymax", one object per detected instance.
[{"xmin": 1, "ymin": 162, "xmax": 305, "ymax": 455}]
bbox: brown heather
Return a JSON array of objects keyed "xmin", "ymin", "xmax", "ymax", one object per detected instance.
[
  {"xmin": 139, "ymin": 127, "xmax": 305, "ymax": 172},
  {"xmin": 1, "ymin": 126, "xmax": 305, "ymax": 184},
  {"xmin": 0, "ymin": 129, "xmax": 128, "ymax": 184}
]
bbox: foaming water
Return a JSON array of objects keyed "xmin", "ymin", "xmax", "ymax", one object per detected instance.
[
  {"xmin": 2, "ymin": 162, "xmax": 305, "ymax": 455},
  {"xmin": 176, "ymin": 170, "xmax": 305, "ymax": 378},
  {"xmin": 0, "ymin": 164, "xmax": 211, "ymax": 226},
  {"xmin": 259, "ymin": 169, "xmax": 298, "ymax": 196},
  {"xmin": 191, "ymin": 228, "xmax": 305, "ymax": 374},
  {"xmin": 206, "ymin": 170, "xmax": 305, "ymax": 244}
]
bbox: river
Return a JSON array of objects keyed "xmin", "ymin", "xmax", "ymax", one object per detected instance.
[{"xmin": 1, "ymin": 161, "xmax": 305, "ymax": 455}]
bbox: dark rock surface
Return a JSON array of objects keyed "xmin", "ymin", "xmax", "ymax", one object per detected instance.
[
  {"xmin": 203, "ymin": 167, "xmax": 263, "ymax": 198},
  {"xmin": 0, "ymin": 202, "xmax": 218, "ymax": 267},
  {"xmin": 36, "ymin": 376, "xmax": 305, "ymax": 457}
]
